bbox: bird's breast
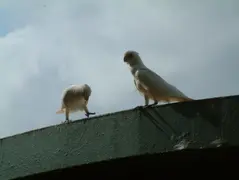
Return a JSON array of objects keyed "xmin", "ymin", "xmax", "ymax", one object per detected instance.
[
  {"xmin": 130, "ymin": 67, "xmax": 138, "ymax": 76},
  {"xmin": 134, "ymin": 78, "xmax": 148, "ymax": 94}
]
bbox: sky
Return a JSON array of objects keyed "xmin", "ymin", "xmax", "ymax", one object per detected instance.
[{"xmin": 0, "ymin": 0, "xmax": 238, "ymax": 138}]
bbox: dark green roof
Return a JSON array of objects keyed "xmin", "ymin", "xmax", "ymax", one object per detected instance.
[{"xmin": 1, "ymin": 95, "xmax": 239, "ymax": 179}]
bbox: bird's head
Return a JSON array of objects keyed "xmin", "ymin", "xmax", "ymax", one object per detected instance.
[{"xmin": 123, "ymin": 50, "xmax": 142, "ymax": 66}]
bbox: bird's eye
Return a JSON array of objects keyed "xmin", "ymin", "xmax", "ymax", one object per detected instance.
[{"xmin": 124, "ymin": 52, "xmax": 134, "ymax": 62}]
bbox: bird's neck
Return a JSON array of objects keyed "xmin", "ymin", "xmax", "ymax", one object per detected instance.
[{"xmin": 130, "ymin": 62, "xmax": 147, "ymax": 75}]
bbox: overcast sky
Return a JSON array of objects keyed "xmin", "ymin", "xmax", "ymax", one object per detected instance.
[{"xmin": 0, "ymin": 0, "xmax": 238, "ymax": 138}]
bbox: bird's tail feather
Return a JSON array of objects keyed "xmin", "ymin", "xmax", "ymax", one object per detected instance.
[
  {"xmin": 153, "ymin": 95, "xmax": 194, "ymax": 103},
  {"xmin": 56, "ymin": 108, "xmax": 65, "ymax": 114},
  {"xmin": 169, "ymin": 97, "xmax": 194, "ymax": 102}
]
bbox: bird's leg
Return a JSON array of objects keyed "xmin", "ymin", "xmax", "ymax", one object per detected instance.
[
  {"xmin": 152, "ymin": 100, "xmax": 158, "ymax": 106},
  {"xmin": 85, "ymin": 112, "xmax": 96, "ymax": 117},
  {"xmin": 134, "ymin": 95, "xmax": 149, "ymax": 110},
  {"xmin": 84, "ymin": 106, "xmax": 96, "ymax": 122},
  {"xmin": 64, "ymin": 109, "xmax": 72, "ymax": 124},
  {"xmin": 144, "ymin": 97, "xmax": 158, "ymax": 108},
  {"xmin": 136, "ymin": 95, "xmax": 149, "ymax": 109},
  {"xmin": 142, "ymin": 95, "xmax": 150, "ymax": 108}
]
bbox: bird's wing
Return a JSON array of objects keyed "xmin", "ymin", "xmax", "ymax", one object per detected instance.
[
  {"xmin": 133, "ymin": 79, "xmax": 145, "ymax": 96},
  {"xmin": 135, "ymin": 68, "xmax": 191, "ymax": 101}
]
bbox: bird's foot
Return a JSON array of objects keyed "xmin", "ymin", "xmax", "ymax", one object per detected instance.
[
  {"xmin": 134, "ymin": 104, "xmax": 156, "ymax": 110},
  {"xmin": 152, "ymin": 101, "xmax": 158, "ymax": 106},
  {"xmin": 63, "ymin": 119, "xmax": 72, "ymax": 124},
  {"xmin": 143, "ymin": 102, "xmax": 158, "ymax": 108},
  {"xmin": 134, "ymin": 102, "xmax": 158, "ymax": 110},
  {"xmin": 143, "ymin": 105, "xmax": 151, "ymax": 108},
  {"xmin": 134, "ymin": 105, "xmax": 144, "ymax": 110},
  {"xmin": 83, "ymin": 112, "xmax": 96, "ymax": 124},
  {"xmin": 85, "ymin": 112, "xmax": 96, "ymax": 118}
]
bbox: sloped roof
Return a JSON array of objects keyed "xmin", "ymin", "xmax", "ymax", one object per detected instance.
[{"xmin": 1, "ymin": 95, "xmax": 239, "ymax": 179}]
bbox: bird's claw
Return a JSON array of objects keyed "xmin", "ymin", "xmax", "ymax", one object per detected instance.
[
  {"xmin": 134, "ymin": 103, "xmax": 157, "ymax": 110},
  {"xmin": 134, "ymin": 106, "xmax": 144, "ymax": 110},
  {"xmin": 85, "ymin": 112, "xmax": 96, "ymax": 118},
  {"xmin": 144, "ymin": 105, "xmax": 152, "ymax": 108},
  {"xmin": 83, "ymin": 112, "xmax": 96, "ymax": 124},
  {"xmin": 144, "ymin": 103, "xmax": 157, "ymax": 108},
  {"xmin": 64, "ymin": 119, "xmax": 72, "ymax": 124},
  {"xmin": 151, "ymin": 102, "xmax": 158, "ymax": 106}
]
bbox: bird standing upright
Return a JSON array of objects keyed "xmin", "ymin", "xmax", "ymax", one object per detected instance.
[
  {"xmin": 123, "ymin": 50, "xmax": 193, "ymax": 107},
  {"xmin": 56, "ymin": 84, "xmax": 96, "ymax": 123}
]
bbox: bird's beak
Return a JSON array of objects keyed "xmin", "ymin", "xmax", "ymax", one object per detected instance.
[{"xmin": 123, "ymin": 56, "xmax": 127, "ymax": 62}]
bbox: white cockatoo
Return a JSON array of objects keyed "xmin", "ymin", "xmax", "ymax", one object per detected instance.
[
  {"xmin": 56, "ymin": 84, "xmax": 95, "ymax": 123},
  {"xmin": 123, "ymin": 50, "xmax": 193, "ymax": 107}
]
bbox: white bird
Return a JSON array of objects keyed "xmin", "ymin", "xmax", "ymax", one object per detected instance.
[
  {"xmin": 123, "ymin": 50, "xmax": 193, "ymax": 107},
  {"xmin": 56, "ymin": 84, "xmax": 95, "ymax": 123}
]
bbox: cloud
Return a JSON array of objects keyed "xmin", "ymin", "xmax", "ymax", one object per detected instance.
[{"xmin": 0, "ymin": 0, "xmax": 238, "ymax": 138}]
